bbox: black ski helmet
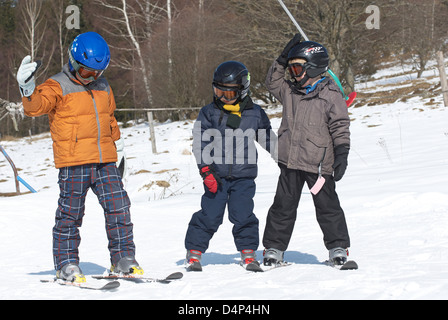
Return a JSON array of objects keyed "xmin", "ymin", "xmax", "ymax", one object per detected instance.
[
  {"xmin": 287, "ymin": 41, "xmax": 329, "ymax": 78},
  {"xmin": 212, "ymin": 61, "xmax": 250, "ymax": 100}
]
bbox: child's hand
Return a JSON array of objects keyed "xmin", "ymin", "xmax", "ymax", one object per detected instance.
[
  {"xmin": 333, "ymin": 145, "xmax": 349, "ymax": 181},
  {"xmin": 277, "ymin": 33, "xmax": 302, "ymax": 67},
  {"xmin": 200, "ymin": 166, "xmax": 222, "ymax": 193},
  {"xmin": 17, "ymin": 56, "xmax": 40, "ymax": 97}
]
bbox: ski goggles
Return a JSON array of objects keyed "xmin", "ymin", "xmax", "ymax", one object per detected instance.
[
  {"xmin": 69, "ymin": 51, "xmax": 104, "ymax": 81},
  {"xmin": 213, "ymin": 82, "xmax": 241, "ymax": 101},
  {"xmin": 288, "ymin": 63, "xmax": 306, "ymax": 78}
]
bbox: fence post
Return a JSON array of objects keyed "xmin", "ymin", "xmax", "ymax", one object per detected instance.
[
  {"xmin": 147, "ymin": 111, "xmax": 158, "ymax": 154},
  {"xmin": 436, "ymin": 51, "xmax": 448, "ymax": 107}
]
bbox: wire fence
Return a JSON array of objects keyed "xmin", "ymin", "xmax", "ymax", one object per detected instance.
[{"xmin": 115, "ymin": 107, "xmax": 202, "ymax": 154}]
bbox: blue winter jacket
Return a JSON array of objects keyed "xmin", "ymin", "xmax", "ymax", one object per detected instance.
[{"xmin": 192, "ymin": 97, "xmax": 276, "ymax": 179}]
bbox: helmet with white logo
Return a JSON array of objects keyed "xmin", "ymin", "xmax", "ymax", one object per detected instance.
[{"xmin": 287, "ymin": 41, "xmax": 329, "ymax": 78}]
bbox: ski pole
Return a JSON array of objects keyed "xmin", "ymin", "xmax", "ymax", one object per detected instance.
[
  {"xmin": 0, "ymin": 144, "xmax": 37, "ymax": 194},
  {"xmin": 276, "ymin": 0, "xmax": 357, "ymax": 107},
  {"xmin": 17, "ymin": 176, "xmax": 37, "ymax": 193},
  {"xmin": 277, "ymin": 0, "xmax": 309, "ymax": 41}
]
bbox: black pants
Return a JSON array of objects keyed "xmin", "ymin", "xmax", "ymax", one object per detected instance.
[{"xmin": 262, "ymin": 164, "xmax": 350, "ymax": 251}]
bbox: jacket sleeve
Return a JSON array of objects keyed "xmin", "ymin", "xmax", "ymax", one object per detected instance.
[
  {"xmin": 22, "ymin": 79, "xmax": 62, "ymax": 117},
  {"xmin": 327, "ymin": 89, "xmax": 350, "ymax": 149},
  {"xmin": 256, "ymin": 108, "xmax": 278, "ymax": 160},
  {"xmin": 108, "ymin": 86, "xmax": 120, "ymax": 141},
  {"xmin": 192, "ymin": 106, "xmax": 214, "ymax": 169},
  {"xmin": 265, "ymin": 60, "xmax": 290, "ymax": 104}
]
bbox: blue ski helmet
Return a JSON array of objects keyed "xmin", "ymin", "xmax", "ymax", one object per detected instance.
[{"xmin": 68, "ymin": 32, "xmax": 110, "ymax": 72}]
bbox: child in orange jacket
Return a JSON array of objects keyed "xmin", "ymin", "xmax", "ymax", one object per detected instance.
[{"xmin": 17, "ymin": 32, "xmax": 143, "ymax": 282}]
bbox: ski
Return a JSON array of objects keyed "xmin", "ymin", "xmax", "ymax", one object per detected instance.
[
  {"xmin": 92, "ymin": 271, "xmax": 183, "ymax": 284},
  {"xmin": 261, "ymin": 261, "xmax": 292, "ymax": 272},
  {"xmin": 325, "ymin": 259, "xmax": 358, "ymax": 270},
  {"xmin": 41, "ymin": 278, "xmax": 120, "ymax": 290}
]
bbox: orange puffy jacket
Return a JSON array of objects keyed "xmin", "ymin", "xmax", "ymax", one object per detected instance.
[{"xmin": 23, "ymin": 65, "xmax": 120, "ymax": 169}]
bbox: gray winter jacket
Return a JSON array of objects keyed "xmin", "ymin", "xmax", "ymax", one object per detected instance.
[{"xmin": 266, "ymin": 60, "xmax": 350, "ymax": 175}]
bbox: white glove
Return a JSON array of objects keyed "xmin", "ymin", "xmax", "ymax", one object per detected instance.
[
  {"xmin": 115, "ymin": 136, "xmax": 125, "ymax": 153},
  {"xmin": 17, "ymin": 56, "xmax": 38, "ymax": 97}
]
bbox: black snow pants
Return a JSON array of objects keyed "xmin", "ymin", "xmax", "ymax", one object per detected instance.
[{"xmin": 262, "ymin": 163, "xmax": 350, "ymax": 252}]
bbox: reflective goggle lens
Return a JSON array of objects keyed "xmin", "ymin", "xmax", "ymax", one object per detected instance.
[
  {"xmin": 68, "ymin": 50, "xmax": 103, "ymax": 81},
  {"xmin": 288, "ymin": 63, "xmax": 305, "ymax": 77},
  {"xmin": 213, "ymin": 83, "xmax": 240, "ymax": 101},
  {"xmin": 77, "ymin": 66, "xmax": 103, "ymax": 80}
]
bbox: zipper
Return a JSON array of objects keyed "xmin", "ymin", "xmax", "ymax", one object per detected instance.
[
  {"xmin": 86, "ymin": 88, "xmax": 103, "ymax": 163},
  {"xmin": 317, "ymin": 147, "xmax": 327, "ymax": 177},
  {"xmin": 227, "ymin": 163, "xmax": 233, "ymax": 179}
]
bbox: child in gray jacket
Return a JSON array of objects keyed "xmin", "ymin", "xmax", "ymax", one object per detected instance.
[{"xmin": 262, "ymin": 34, "xmax": 354, "ymax": 268}]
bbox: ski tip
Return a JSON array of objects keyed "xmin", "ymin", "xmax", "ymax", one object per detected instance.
[
  {"xmin": 40, "ymin": 279, "xmax": 54, "ymax": 283},
  {"xmin": 324, "ymin": 259, "xmax": 358, "ymax": 270},
  {"xmin": 247, "ymin": 266, "xmax": 264, "ymax": 273},
  {"xmin": 166, "ymin": 272, "xmax": 184, "ymax": 280},
  {"xmin": 340, "ymin": 260, "xmax": 358, "ymax": 270},
  {"xmin": 102, "ymin": 280, "xmax": 121, "ymax": 290},
  {"xmin": 345, "ymin": 91, "xmax": 357, "ymax": 107}
]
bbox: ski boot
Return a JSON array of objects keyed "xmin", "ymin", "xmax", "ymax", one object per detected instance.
[
  {"xmin": 110, "ymin": 256, "xmax": 144, "ymax": 276},
  {"xmin": 56, "ymin": 263, "xmax": 86, "ymax": 283},
  {"xmin": 263, "ymin": 248, "xmax": 284, "ymax": 266},
  {"xmin": 241, "ymin": 249, "xmax": 262, "ymax": 272},
  {"xmin": 186, "ymin": 249, "xmax": 202, "ymax": 272},
  {"xmin": 329, "ymin": 247, "xmax": 348, "ymax": 266}
]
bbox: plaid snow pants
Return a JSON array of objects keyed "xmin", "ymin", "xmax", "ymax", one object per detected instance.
[{"xmin": 53, "ymin": 163, "xmax": 135, "ymax": 271}]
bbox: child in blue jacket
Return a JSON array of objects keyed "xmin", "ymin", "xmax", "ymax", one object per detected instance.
[{"xmin": 184, "ymin": 61, "xmax": 276, "ymax": 271}]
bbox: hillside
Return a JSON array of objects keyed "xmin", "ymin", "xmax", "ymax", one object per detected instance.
[{"xmin": 1, "ymin": 59, "xmax": 448, "ymax": 300}]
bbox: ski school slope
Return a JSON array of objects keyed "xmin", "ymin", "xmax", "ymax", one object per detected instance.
[{"xmin": 1, "ymin": 66, "xmax": 448, "ymax": 299}]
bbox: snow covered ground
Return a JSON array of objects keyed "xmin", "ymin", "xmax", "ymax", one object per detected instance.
[{"xmin": 1, "ymin": 61, "xmax": 448, "ymax": 300}]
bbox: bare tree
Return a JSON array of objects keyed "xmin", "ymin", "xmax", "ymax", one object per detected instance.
[
  {"xmin": 50, "ymin": 0, "xmax": 69, "ymax": 69},
  {"xmin": 17, "ymin": 0, "xmax": 46, "ymax": 61},
  {"xmin": 95, "ymin": 0, "xmax": 169, "ymax": 107},
  {"xmin": 0, "ymin": 98, "xmax": 23, "ymax": 132},
  {"xmin": 394, "ymin": 0, "xmax": 448, "ymax": 78},
  {"xmin": 167, "ymin": 0, "xmax": 173, "ymax": 82},
  {"xmin": 226, "ymin": 0, "xmax": 394, "ymax": 93}
]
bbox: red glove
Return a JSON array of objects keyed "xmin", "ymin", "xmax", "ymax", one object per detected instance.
[{"xmin": 200, "ymin": 166, "xmax": 221, "ymax": 193}]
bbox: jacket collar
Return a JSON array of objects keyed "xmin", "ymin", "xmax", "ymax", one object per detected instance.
[
  {"xmin": 62, "ymin": 63, "xmax": 92, "ymax": 87},
  {"xmin": 305, "ymin": 77, "xmax": 326, "ymax": 94},
  {"xmin": 62, "ymin": 64, "xmax": 81, "ymax": 84},
  {"xmin": 213, "ymin": 95, "xmax": 254, "ymax": 111},
  {"xmin": 289, "ymin": 77, "xmax": 330, "ymax": 97}
]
